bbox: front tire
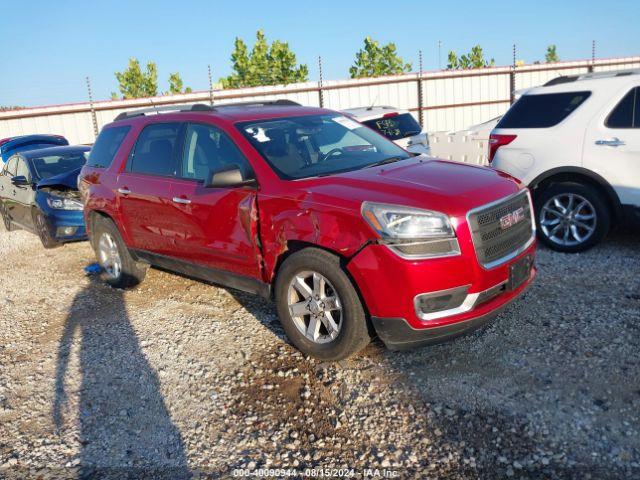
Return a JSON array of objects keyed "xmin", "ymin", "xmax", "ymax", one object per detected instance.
[
  {"xmin": 33, "ymin": 210, "xmax": 61, "ymax": 249},
  {"xmin": 534, "ymin": 182, "xmax": 610, "ymax": 253},
  {"xmin": 92, "ymin": 216, "xmax": 147, "ymax": 288},
  {"xmin": 275, "ymin": 248, "xmax": 371, "ymax": 361}
]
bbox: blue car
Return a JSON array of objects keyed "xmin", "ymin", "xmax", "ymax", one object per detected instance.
[
  {"xmin": 0, "ymin": 134, "xmax": 69, "ymax": 163},
  {"xmin": 0, "ymin": 145, "xmax": 90, "ymax": 248}
]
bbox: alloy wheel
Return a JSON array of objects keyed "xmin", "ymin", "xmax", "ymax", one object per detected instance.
[
  {"xmin": 287, "ymin": 271, "xmax": 343, "ymax": 344},
  {"xmin": 98, "ymin": 232, "xmax": 122, "ymax": 280},
  {"xmin": 540, "ymin": 193, "xmax": 597, "ymax": 247}
]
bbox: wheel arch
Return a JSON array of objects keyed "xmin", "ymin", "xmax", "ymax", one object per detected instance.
[
  {"xmin": 529, "ymin": 167, "xmax": 623, "ymax": 224},
  {"xmin": 271, "ymin": 240, "xmax": 375, "ymax": 334}
]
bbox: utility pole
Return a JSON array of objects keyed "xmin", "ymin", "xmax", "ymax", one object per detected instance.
[
  {"xmin": 317, "ymin": 56, "xmax": 325, "ymax": 108},
  {"xmin": 510, "ymin": 44, "xmax": 517, "ymax": 104},
  {"xmin": 86, "ymin": 76, "xmax": 99, "ymax": 138},
  {"xmin": 438, "ymin": 40, "xmax": 442, "ymax": 70},
  {"xmin": 417, "ymin": 50, "xmax": 424, "ymax": 127},
  {"xmin": 208, "ymin": 65, "xmax": 215, "ymax": 106},
  {"xmin": 589, "ymin": 40, "xmax": 596, "ymax": 72}
]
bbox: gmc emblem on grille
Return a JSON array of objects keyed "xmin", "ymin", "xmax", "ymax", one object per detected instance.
[{"xmin": 499, "ymin": 207, "xmax": 525, "ymax": 230}]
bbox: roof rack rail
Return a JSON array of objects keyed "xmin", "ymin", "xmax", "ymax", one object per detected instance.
[
  {"xmin": 544, "ymin": 68, "xmax": 640, "ymax": 87},
  {"xmin": 113, "ymin": 99, "xmax": 301, "ymax": 121},
  {"xmin": 213, "ymin": 99, "xmax": 301, "ymax": 108},
  {"xmin": 114, "ymin": 103, "xmax": 213, "ymax": 121}
]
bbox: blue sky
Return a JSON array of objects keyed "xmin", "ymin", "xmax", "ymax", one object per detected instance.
[{"xmin": 1, "ymin": 0, "xmax": 638, "ymax": 107}]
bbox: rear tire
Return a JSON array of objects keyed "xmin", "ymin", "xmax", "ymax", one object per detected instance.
[
  {"xmin": 33, "ymin": 210, "xmax": 61, "ymax": 249},
  {"xmin": 534, "ymin": 182, "xmax": 610, "ymax": 253},
  {"xmin": 275, "ymin": 248, "xmax": 372, "ymax": 361},
  {"xmin": 92, "ymin": 216, "xmax": 147, "ymax": 288}
]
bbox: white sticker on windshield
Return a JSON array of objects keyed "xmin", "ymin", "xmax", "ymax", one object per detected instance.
[
  {"xmin": 332, "ymin": 116, "xmax": 362, "ymax": 130},
  {"xmin": 245, "ymin": 126, "xmax": 271, "ymax": 143}
]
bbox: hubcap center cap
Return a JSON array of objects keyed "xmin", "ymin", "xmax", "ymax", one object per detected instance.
[{"xmin": 308, "ymin": 299, "xmax": 323, "ymax": 315}]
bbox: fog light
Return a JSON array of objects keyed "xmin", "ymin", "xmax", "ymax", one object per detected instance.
[
  {"xmin": 414, "ymin": 285, "xmax": 469, "ymax": 318},
  {"xmin": 57, "ymin": 226, "xmax": 77, "ymax": 236}
]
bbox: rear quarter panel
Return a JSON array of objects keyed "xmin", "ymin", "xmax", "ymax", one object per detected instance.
[{"xmin": 79, "ymin": 123, "xmax": 140, "ymax": 243}]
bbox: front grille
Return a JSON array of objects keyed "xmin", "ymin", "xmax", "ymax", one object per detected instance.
[{"xmin": 467, "ymin": 191, "xmax": 534, "ymax": 268}]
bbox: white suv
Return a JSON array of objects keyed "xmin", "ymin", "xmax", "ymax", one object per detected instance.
[
  {"xmin": 490, "ymin": 70, "xmax": 640, "ymax": 252},
  {"xmin": 342, "ymin": 106, "xmax": 430, "ymax": 155}
]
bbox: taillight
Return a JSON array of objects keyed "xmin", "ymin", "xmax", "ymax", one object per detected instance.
[
  {"xmin": 383, "ymin": 112, "xmax": 399, "ymax": 118},
  {"xmin": 488, "ymin": 134, "xmax": 517, "ymax": 163}
]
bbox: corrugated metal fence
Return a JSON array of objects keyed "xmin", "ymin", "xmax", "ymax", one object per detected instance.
[{"xmin": 1, "ymin": 56, "xmax": 638, "ymax": 145}]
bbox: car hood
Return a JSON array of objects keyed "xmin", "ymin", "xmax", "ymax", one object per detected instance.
[
  {"xmin": 36, "ymin": 167, "xmax": 81, "ymax": 190},
  {"xmin": 300, "ymin": 157, "xmax": 522, "ymax": 218}
]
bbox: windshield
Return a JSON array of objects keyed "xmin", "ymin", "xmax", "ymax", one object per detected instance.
[
  {"xmin": 30, "ymin": 152, "xmax": 88, "ymax": 180},
  {"xmin": 238, "ymin": 114, "xmax": 410, "ymax": 180},
  {"xmin": 362, "ymin": 113, "xmax": 422, "ymax": 140}
]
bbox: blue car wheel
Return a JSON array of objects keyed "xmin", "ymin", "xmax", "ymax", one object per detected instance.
[{"xmin": 33, "ymin": 209, "xmax": 61, "ymax": 249}]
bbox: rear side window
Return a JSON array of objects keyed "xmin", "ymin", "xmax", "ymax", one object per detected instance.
[
  {"xmin": 129, "ymin": 123, "xmax": 181, "ymax": 176},
  {"xmin": 497, "ymin": 91, "xmax": 591, "ymax": 128},
  {"xmin": 606, "ymin": 87, "xmax": 639, "ymax": 128},
  {"xmin": 362, "ymin": 113, "xmax": 422, "ymax": 140},
  {"xmin": 87, "ymin": 125, "xmax": 130, "ymax": 168}
]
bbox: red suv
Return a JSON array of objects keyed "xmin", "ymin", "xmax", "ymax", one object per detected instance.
[{"xmin": 79, "ymin": 101, "xmax": 536, "ymax": 360}]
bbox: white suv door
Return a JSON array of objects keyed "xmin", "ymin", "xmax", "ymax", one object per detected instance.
[{"xmin": 583, "ymin": 86, "xmax": 640, "ymax": 207}]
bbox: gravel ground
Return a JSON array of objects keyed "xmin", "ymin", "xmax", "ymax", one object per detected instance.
[{"xmin": 0, "ymin": 223, "xmax": 638, "ymax": 479}]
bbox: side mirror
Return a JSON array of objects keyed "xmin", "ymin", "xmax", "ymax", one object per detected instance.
[
  {"xmin": 205, "ymin": 165, "xmax": 256, "ymax": 188},
  {"xmin": 11, "ymin": 175, "xmax": 30, "ymax": 187}
]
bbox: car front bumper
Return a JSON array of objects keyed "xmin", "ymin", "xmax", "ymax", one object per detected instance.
[
  {"xmin": 370, "ymin": 273, "xmax": 533, "ymax": 349},
  {"xmin": 346, "ymin": 240, "xmax": 536, "ymax": 350},
  {"xmin": 44, "ymin": 209, "xmax": 87, "ymax": 242}
]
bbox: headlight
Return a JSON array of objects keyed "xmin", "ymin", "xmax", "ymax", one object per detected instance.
[
  {"xmin": 47, "ymin": 197, "xmax": 83, "ymax": 211},
  {"xmin": 361, "ymin": 202, "xmax": 460, "ymax": 259}
]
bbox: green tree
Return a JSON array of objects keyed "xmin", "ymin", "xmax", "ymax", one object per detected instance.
[
  {"xmin": 349, "ymin": 37, "xmax": 412, "ymax": 78},
  {"xmin": 112, "ymin": 58, "xmax": 158, "ymax": 99},
  {"xmin": 545, "ymin": 45, "xmax": 559, "ymax": 63},
  {"xmin": 221, "ymin": 30, "xmax": 309, "ymax": 88},
  {"xmin": 167, "ymin": 72, "xmax": 192, "ymax": 95},
  {"xmin": 447, "ymin": 45, "xmax": 495, "ymax": 70}
]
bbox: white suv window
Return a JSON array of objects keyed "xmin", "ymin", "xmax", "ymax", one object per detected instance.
[
  {"xmin": 496, "ymin": 91, "xmax": 591, "ymax": 128},
  {"xmin": 606, "ymin": 87, "xmax": 640, "ymax": 129}
]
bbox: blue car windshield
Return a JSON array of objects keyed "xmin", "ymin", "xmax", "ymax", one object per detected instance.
[
  {"xmin": 237, "ymin": 114, "xmax": 410, "ymax": 180},
  {"xmin": 30, "ymin": 153, "xmax": 88, "ymax": 180}
]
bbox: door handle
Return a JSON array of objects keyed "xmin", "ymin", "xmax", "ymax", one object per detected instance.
[
  {"xmin": 595, "ymin": 137, "xmax": 625, "ymax": 147},
  {"xmin": 172, "ymin": 196, "xmax": 191, "ymax": 205},
  {"xmin": 117, "ymin": 187, "xmax": 131, "ymax": 195}
]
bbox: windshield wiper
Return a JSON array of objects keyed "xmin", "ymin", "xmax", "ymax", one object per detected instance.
[{"xmin": 366, "ymin": 156, "xmax": 407, "ymax": 168}]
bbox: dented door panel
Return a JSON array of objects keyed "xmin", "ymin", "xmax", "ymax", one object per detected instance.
[{"xmin": 168, "ymin": 178, "xmax": 262, "ymax": 278}]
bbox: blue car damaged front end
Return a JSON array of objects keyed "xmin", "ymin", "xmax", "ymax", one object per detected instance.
[{"xmin": 35, "ymin": 168, "xmax": 87, "ymax": 243}]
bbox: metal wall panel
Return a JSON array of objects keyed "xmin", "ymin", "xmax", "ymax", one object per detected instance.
[{"xmin": 1, "ymin": 57, "xmax": 638, "ymax": 146}]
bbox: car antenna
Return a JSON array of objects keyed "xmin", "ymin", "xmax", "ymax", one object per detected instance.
[{"xmin": 367, "ymin": 94, "xmax": 379, "ymax": 110}]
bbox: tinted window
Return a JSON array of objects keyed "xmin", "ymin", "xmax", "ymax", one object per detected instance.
[
  {"xmin": 239, "ymin": 114, "xmax": 410, "ymax": 180},
  {"xmin": 129, "ymin": 123, "xmax": 181, "ymax": 176},
  {"xmin": 497, "ymin": 91, "xmax": 591, "ymax": 128},
  {"xmin": 30, "ymin": 152, "xmax": 87, "ymax": 180},
  {"xmin": 606, "ymin": 88, "xmax": 639, "ymax": 128},
  {"xmin": 87, "ymin": 125, "xmax": 130, "ymax": 168},
  {"xmin": 181, "ymin": 123, "xmax": 253, "ymax": 181},
  {"xmin": 362, "ymin": 113, "xmax": 422, "ymax": 140}
]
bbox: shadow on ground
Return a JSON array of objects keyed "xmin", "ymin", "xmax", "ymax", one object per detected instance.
[{"xmin": 53, "ymin": 279, "xmax": 191, "ymax": 479}]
